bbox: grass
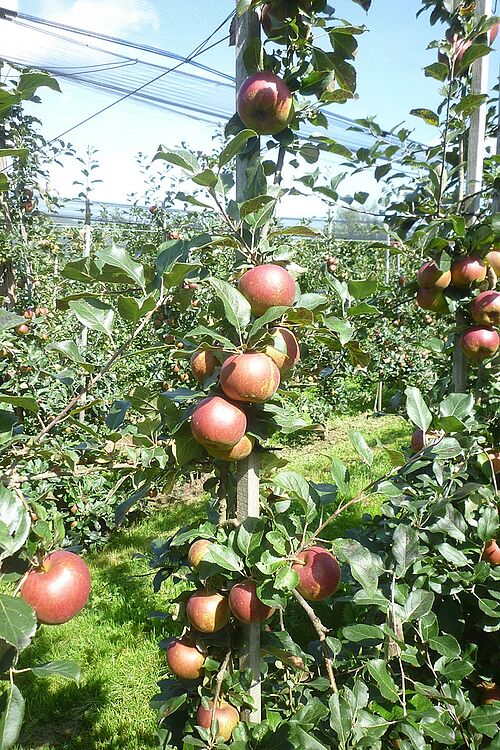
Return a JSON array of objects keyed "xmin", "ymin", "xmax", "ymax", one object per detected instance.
[{"xmin": 15, "ymin": 413, "xmax": 410, "ymax": 750}]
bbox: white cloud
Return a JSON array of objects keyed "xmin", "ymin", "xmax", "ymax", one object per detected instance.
[{"xmin": 41, "ymin": 0, "xmax": 160, "ymax": 35}]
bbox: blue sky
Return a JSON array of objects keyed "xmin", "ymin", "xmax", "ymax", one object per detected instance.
[{"xmin": 2, "ymin": 0, "xmax": 496, "ymax": 217}]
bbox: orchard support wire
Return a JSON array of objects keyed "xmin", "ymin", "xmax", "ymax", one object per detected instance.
[
  {"xmin": 452, "ymin": 0, "xmax": 493, "ymax": 392},
  {"xmin": 235, "ymin": 1, "xmax": 262, "ymax": 725}
]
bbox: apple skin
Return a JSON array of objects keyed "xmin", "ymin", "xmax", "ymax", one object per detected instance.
[
  {"xmin": 482, "ymin": 539, "xmax": 500, "ymax": 565},
  {"xmin": 265, "ymin": 327, "xmax": 300, "ymax": 375},
  {"xmin": 482, "ymin": 686, "xmax": 500, "ymax": 704},
  {"xmin": 20, "ymin": 550, "xmax": 91, "ymax": 625},
  {"xmin": 190, "ymin": 350, "xmax": 217, "ymax": 382},
  {"xmin": 460, "ymin": 326, "xmax": 500, "ymax": 362},
  {"xmin": 416, "ymin": 260, "xmax": 451, "ymax": 290},
  {"xmin": 197, "ymin": 700, "xmax": 239, "ymax": 741},
  {"xmin": 237, "ymin": 72, "xmax": 293, "ymax": 136},
  {"xmin": 239, "ymin": 264, "xmax": 296, "ymax": 316},
  {"xmin": 470, "ymin": 290, "xmax": 500, "ymax": 327},
  {"xmin": 416, "ymin": 288, "xmax": 448, "ymax": 314},
  {"xmin": 487, "ymin": 448, "xmax": 500, "ymax": 474},
  {"xmin": 229, "ymin": 579, "xmax": 275, "ymax": 624},
  {"xmin": 410, "ymin": 428, "xmax": 440, "ymax": 453},
  {"xmin": 450, "ymin": 256, "xmax": 487, "ymax": 288},
  {"xmin": 205, "ymin": 434, "xmax": 255, "ymax": 462},
  {"xmin": 166, "ymin": 638, "xmax": 205, "ymax": 680},
  {"xmin": 186, "ymin": 590, "xmax": 231, "ymax": 633},
  {"xmin": 485, "ymin": 249, "xmax": 500, "ymax": 275},
  {"xmin": 190, "ymin": 396, "xmax": 247, "ymax": 449},
  {"xmin": 220, "ymin": 352, "xmax": 280, "ymax": 403},
  {"xmin": 292, "ymin": 546, "xmax": 341, "ymax": 602},
  {"xmin": 188, "ymin": 539, "xmax": 213, "ymax": 570},
  {"xmin": 15, "ymin": 323, "xmax": 30, "ymax": 336}
]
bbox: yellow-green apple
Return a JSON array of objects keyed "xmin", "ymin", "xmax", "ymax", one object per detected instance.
[
  {"xmin": 188, "ymin": 539, "xmax": 213, "ymax": 570},
  {"xmin": 485, "ymin": 248, "xmax": 500, "ymax": 275},
  {"xmin": 265, "ymin": 327, "xmax": 300, "ymax": 374},
  {"xmin": 416, "ymin": 288, "xmax": 448, "ymax": 313},
  {"xmin": 204, "ymin": 434, "xmax": 255, "ymax": 462},
  {"xmin": 190, "ymin": 350, "xmax": 217, "ymax": 382},
  {"xmin": 220, "ymin": 352, "xmax": 280, "ymax": 403},
  {"xmin": 482, "ymin": 539, "xmax": 500, "ymax": 565},
  {"xmin": 416, "ymin": 260, "xmax": 451, "ymax": 290}
]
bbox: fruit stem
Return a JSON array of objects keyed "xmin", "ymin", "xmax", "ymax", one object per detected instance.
[{"xmin": 209, "ymin": 650, "xmax": 232, "ymax": 745}]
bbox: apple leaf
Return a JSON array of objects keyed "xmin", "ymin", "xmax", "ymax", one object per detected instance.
[
  {"xmin": 0, "ymin": 595, "xmax": 37, "ymax": 652},
  {"xmin": 69, "ymin": 299, "xmax": 115, "ymax": 338},
  {"xmin": 48, "ymin": 340, "xmax": 94, "ymax": 373},
  {"xmin": 0, "ymin": 683, "xmax": 25, "ymax": 750},
  {"xmin": 30, "ymin": 661, "xmax": 81, "ymax": 682},
  {"xmin": 97, "ymin": 244, "xmax": 145, "ymax": 290},
  {"xmin": 0, "ymin": 486, "xmax": 31, "ymax": 561},
  {"xmin": 219, "ymin": 129, "xmax": 257, "ymax": 168},
  {"xmin": 207, "ymin": 277, "xmax": 251, "ymax": 338},
  {"xmin": 0, "ymin": 311, "xmax": 25, "ymax": 333}
]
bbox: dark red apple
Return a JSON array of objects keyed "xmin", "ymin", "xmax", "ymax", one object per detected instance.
[
  {"xmin": 166, "ymin": 637, "xmax": 205, "ymax": 680},
  {"xmin": 229, "ymin": 579, "xmax": 275, "ymax": 624},
  {"xmin": 451, "ymin": 256, "xmax": 487, "ymax": 288},
  {"xmin": 197, "ymin": 700, "xmax": 239, "ymax": 741},
  {"xmin": 471, "ymin": 290, "xmax": 500, "ymax": 326},
  {"xmin": 292, "ymin": 546, "xmax": 341, "ymax": 601},
  {"xmin": 186, "ymin": 590, "xmax": 231, "ymax": 633},
  {"xmin": 204, "ymin": 434, "xmax": 255, "ymax": 462},
  {"xmin": 237, "ymin": 72, "xmax": 293, "ymax": 135},
  {"xmin": 190, "ymin": 350, "xmax": 217, "ymax": 382},
  {"xmin": 20, "ymin": 550, "xmax": 91, "ymax": 625},
  {"xmin": 188, "ymin": 539, "xmax": 213, "ymax": 569},
  {"xmin": 265, "ymin": 327, "xmax": 300, "ymax": 374},
  {"xmin": 416, "ymin": 288, "xmax": 448, "ymax": 314},
  {"xmin": 416, "ymin": 260, "xmax": 451, "ymax": 290},
  {"xmin": 239, "ymin": 264, "xmax": 296, "ymax": 316},
  {"xmin": 220, "ymin": 352, "xmax": 280, "ymax": 403},
  {"xmin": 460, "ymin": 326, "xmax": 499, "ymax": 361},
  {"xmin": 482, "ymin": 539, "xmax": 500, "ymax": 565},
  {"xmin": 485, "ymin": 249, "xmax": 500, "ymax": 275},
  {"xmin": 487, "ymin": 448, "xmax": 500, "ymax": 475},
  {"xmin": 410, "ymin": 428, "xmax": 440, "ymax": 453},
  {"xmin": 190, "ymin": 396, "xmax": 247, "ymax": 449}
]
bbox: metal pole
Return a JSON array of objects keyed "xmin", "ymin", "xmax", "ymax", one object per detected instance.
[
  {"xmin": 235, "ymin": 1, "xmax": 262, "ymax": 724},
  {"xmin": 79, "ymin": 197, "xmax": 92, "ymax": 421}
]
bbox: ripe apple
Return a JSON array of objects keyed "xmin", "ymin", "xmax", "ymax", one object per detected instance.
[
  {"xmin": 482, "ymin": 539, "xmax": 500, "ymax": 565},
  {"xmin": 204, "ymin": 434, "xmax": 255, "ymax": 462},
  {"xmin": 186, "ymin": 590, "xmax": 231, "ymax": 633},
  {"xmin": 265, "ymin": 327, "xmax": 300, "ymax": 374},
  {"xmin": 292, "ymin": 546, "xmax": 341, "ymax": 601},
  {"xmin": 166, "ymin": 637, "xmax": 205, "ymax": 680},
  {"xmin": 485, "ymin": 248, "xmax": 500, "ymax": 275},
  {"xmin": 190, "ymin": 350, "xmax": 217, "ymax": 382},
  {"xmin": 36, "ymin": 305, "xmax": 49, "ymax": 316},
  {"xmin": 482, "ymin": 686, "xmax": 500, "ymax": 704},
  {"xmin": 450, "ymin": 256, "xmax": 487, "ymax": 288},
  {"xmin": 190, "ymin": 396, "xmax": 247, "ymax": 449},
  {"xmin": 20, "ymin": 550, "xmax": 91, "ymax": 625},
  {"xmin": 416, "ymin": 260, "xmax": 451, "ymax": 290},
  {"xmin": 188, "ymin": 539, "xmax": 213, "ymax": 569},
  {"xmin": 470, "ymin": 290, "xmax": 500, "ymax": 326},
  {"xmin": 237, "ymin": 71, "xmax": 293, "ymax": 135},
  {"xmin": 23, "ymin": 309, "xmax": 35, "ymax": 320},
  {"xmin": 487, "ymin": 448, "xmax": 500, "ymax": 474},
  {"xmin": 220, "ymin": 352, "xmax": 280, "ymax": 403},
  {"xmin": 15, "ymin": 323, "xmax": 30, "ymax": 336},
  {"xmin": 460, "ymin": 326, "xmax": 499, "ymax": 362},
  {"xmin": 239, "ymin": 263, "xmax": 296, "ymax": 316},
  {"xmin": 197, "ymin": 700, "xmax": 239, "ymax": 741},
  {"xmin": 229, "ymin": 579, "xmax": 275, "ymax": 624},
  {"xmin": 416, "ymin": 288, "xmax": 448, "ymax": 314},
  {"xmin": 410, "ymin": 428, "xmax": 440, "ymax": 453}
]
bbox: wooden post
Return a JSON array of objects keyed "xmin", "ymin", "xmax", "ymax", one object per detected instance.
[
  {"xmin": 493, "ymin": 60, "xmax": 500, "ymax": 214},
  {"xmin": 235, "ymin": 1, "xmax": 262, "ymax": 724},
  {"xmin": 452, "ymin": 0, "xmax": 492, "ymax": 392}
]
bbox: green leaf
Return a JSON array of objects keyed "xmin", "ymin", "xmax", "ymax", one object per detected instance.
[
  {"xmin": 402, "ymin": 590, "xmax": 434, "ymax": 622},
  {"xmin": 191, "ymin": 168, "xmax": 218, "ymax": 188},
  {"xmin": 273, "ymin": 472, "xmax": 316, "ymax": 522},
  {"xmin": 421, "ymin": 717, "xmax": 455, "ymax": 743},
  {"xmin": 207, "ymin": 277, "xmax": 251, "ymax": 337},
  {"xmin": 469, "ymin": 705, "xmax": 500, "ymax": 738},
  {"xmin": 0, "ymin": 149, "xmax": 28, "ymax": 161},
  {"xmin": 424, "ymin": 62, "xmax": 449, "ymax": 81},
  {"xmin": 348, "ymin": 275, "xmax": 377, "ymax": 299},
  {"xmin": 329, "ymin": 693, "xmax": 352, "ymax": 744},
  {"xmin": 428, "ymin": 635, "xmax": 460, "ymax": 659},
  {"xmin": 0, "ymin": 486, "xmax": 30, "ymax": 561},
  {"xmin": 323, "ymin": 317, "xmax": 354, "ymax": 346},
  {"xmin": 332, "ymin": 539, "xmax": 383, "ymax": 595},
  {"xmin": 69, "ymin": 300, "xmax": 114, "ymax": 338},
  {"xmin": 219, "ymin": 130, "xmax": 257, "ymax": 168},
  {"xmin": 0, "ymin": 311, "xmax": 25, "ymax": 333},
  {"xmin": 18, "ymin": 71, "xmax": 61, "ymax": 96},
  {"xmin": 236, "ymin": 517, "xmax": 264, "ymax": 557},
  {"xmin": 269, "ymin": 226, "xmax": 321, "ymax": 238},
  {"xmin": 0, "ymin": 683, "xmax": 24, "ymax": 750},
  {"xmin": 478, "ymin": 506, "xmax": 499, "ymax": 543},
  {"xmin": 48, "ymin": 340, "xmax": 94, "ymax": 373},
  {"xmin": 0, "ymin": 594, "xmax": 37, "ymax": 651},
  {"xmin": 347, "ymin": 302, "xmax": 380, "ymax": 317},
  {"xmin": 348, "ymin": 429, "xmax": 373, "ymax": 466},
  {"xmin": 331, "ymin": 458, "xmax": 349, "ymax": 494},
  {"xmin": 405, "ymin": 386, "xmax": 432, "ymax": 432},
  {"xmin": 366, "ymin": 659, "xmax": 399, "ymax": 702},
  {"xmin": 248, "ymin": 307, "xmax": 289, "ymax": 340},
  {"xmin": 96, "ymin": 244, "xmax": 145, "ymax": 289},
  {"xmin": 410, "ymin": 108, "xmax": 439, "ymax": 126},
  {"xmin": 153, "ymin": 148, "xmax": 200, "ymax": 174},
  {"xmin": 439, "ymin": 393, "xmax": 474, "ymax": 420},
  {"xmin": 30, "ymin": 661, "xmax": 81, "ymax": 682},
  {"xmin": 437, "ymin": 543, "xmax": 468, "ymax": 567},
  {"xmin": 275, "ymin": 566, "xmax": 300, "ymax": 592},
  {"xmin": 0, "ymin": 395, "xmax": 38, "ymax": 413},
  {"xmin": 116, "ymin": 295, "xmax": 156, "ymax": 323},
  {"xmin": 342, "ymin": 624, "xmax": 385, "ymax": 643},
  {"xmin": 173, "ymin": 424, "xmax": 204, "ymax": 467},
  {"xmin": 455, "ymin": 93, "xmax": 488, "ymax": 117},
  {"xmin": 456, "ymin": 43, "xmax": 491, "ymax": 75},
  {"xmin": 105, "ymin": 400, "xmax": 131, "ymax": 431},
  {"xmin": 240, "ymin": 195, "xmax": 275, "ymax": 219},
  {"xmin": 393, "ymin": 525, "xmax": 419, "ymax": 576},
  {"xmin": 204, "ymin": 543, "xmax": 243, "ymax": 573}
]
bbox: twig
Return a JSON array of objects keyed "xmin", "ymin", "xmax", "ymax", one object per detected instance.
[
  {"xmin": 292, "ymin": 589, "xmax": 337, "ymax": 692},
  {"xmin": 209, "ymin": 650, "xmax": 232, "ymax": 745}
]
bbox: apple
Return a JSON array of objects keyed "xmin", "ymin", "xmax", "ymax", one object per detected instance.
[
  {"xmin": 416, "ymin": 260, "xmax": 451, "ymax": 290},
  {"xmin": 460, "ymin": 326, "xmax": 499, "ymax": 361},
  {"xmin": 190, "ymin": 350, "xmax": 217, "ymax": 382},
  {"xmin": 482, "ymin": 686, "xmax": 500, "ymax": 704},
  {"xmin": 220, "ymin": 352, "xmax": 280, "ymax": 403},
  {"xmin": 36, "ymin": 305, "xmax": 49, "ymax": 316},
  {"xmin": 166, "ymin": 637, "xmax": 205, "ymax": 680},
  {"xmin": 188, "ymin": 539, "xmax": 213, "ymax": 569},
  {"xmin": 15, "ymin": 323, "xmax": 30, "ymax": 336},
  {"xmin": 239, "ymin": 264, "xmax": 296, "ymax": 316},
  {"xmin": 204, "ymin": 434, "xmax": 255, "ymax": 462},
  {"xmin": 20, "ymin": 550, "xmax": 91, "ymax": 625},
  {"xmin": 149, "ymin": 205, "xmax": 158, "ymax": 214},
  {"xmin": 451, "ymin": 256, "xmax": 487, "ymax": 288},
  {"xmin": 186, "ymin": 590, "xmax": 231, "ymax": 633},
  {"xmin": 487, "ymin": 448, "xmax": 500, "ymax": 474},
  {"xmin": 292, "ymin": 546, "xmax": 341, "ymax": 601},
  {"xmin": 416, "ymin": 288, "xmax": 448, "ymax": 313},
  {"xmin": 482, "ymin": 539, "xmax": 500, "ymax": 565},
  {"xmin": 410, "ymin": 428, "xmax": 440, "ymax": 453},
  {"xmin": 485, "ymin": 248, "xmax": 500, "ymax": 275},
  {"xmin": 265, "ymin": 327, "xmax": 300, "ymax": 374},
  {"xmin": 229, "ymin": 579, "xmax": 275, "ymax": 624},
  {"xmin": 197, "ymin": 700, "xmax": 239, "ymax": 741},
  {"xmin": 237, "ymin": 72, "xmax": 293, "ymax": 136},
  {"xmin": 190, "ymin": 396, "xmax": 247, "ymax": 449},
  {"xmin": 470, "ymin": 290, "xmax": 500, "ymax": 326},
  {"xmin": 23, "ymin": 309, "xmax": 35, "ymax": 320}
]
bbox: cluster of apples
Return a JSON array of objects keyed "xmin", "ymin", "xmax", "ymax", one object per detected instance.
[
  {"xmin": 166, "ymin": 539, "xmax": 341, "ymax": 740},
  {"xmin": 416, "ymin": 249, "xmax": 500, "ymax": 362},
  {"xmin": 189, "ymin": 264, "xmax": 300, "ymax": 462},
  {"xmin": 14, "ymin": 305, "xmax": 49, "ymax": 336}
]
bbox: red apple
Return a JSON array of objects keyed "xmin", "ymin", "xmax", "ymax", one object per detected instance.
[
  {"xmin": 487, "ymin": 448, "xmax": 500, "ymax": 474},
  {"xmin": 416, "ymin": 288, "xmax": 448, "ymax": 314},
  {"xmin": 485, "ymin": 249, "xmax": 500, "ymax": 275},
  {"xmin": 197, "ymin": 700, "xmax": 239, "ymax": 741},
  {"xmin": 229, "ymin": 579, "xmax": 275, "ymax": 624},
  {"xmin": 149, "ymin": 205, "xmax": 158, "ymax": 214},
  {"xmin": 237, "ymin": 72, "xmax": 293, "ymax": 136},
  {"xmin": 220, "ymin": 352, "xmax": 280, "ymax": 403},
  {"xmin": 265, "ymin": 327, "xmax": 300, "ymax": 374},
  {"xmin": 292, "ymin": 546, "xmax": 341, "ymax": 601},
  {"xmin": 482, "ymin": 686, "xmax": 500, "ymax": 704},
  {"xmin": 451, "ymin": 256, "xmax": 487, "ymax": 288},
  {"xmin": 188, "ymin": 539, "xmax": 213, "ymax": 569},
  {"xmin": 482, "ymin": 539, "xmax": 500, "ymax": 565},
  {"xmin": 204, "ymin": 434, "xmax": 255, "ymax": 462},
  {"xmin": 416, "ymin": 260, "xmax": 451, "ymax": 290},
  {"xmin": 186, "ymin": 590, "xmax": 231, "ymax": 633},
  {"xmin": 166, "ymin": 637, "xmax": 205, "ymax": 680},
  {"xmin": 460, "ymin": 326, "xmax": 499, "ymax": 361},
  {"xmin": 410, "ymin": 428, "xmax": 440, "ymax": 453},
  {"xmin": 15, "ymin": 323, "xmax": 30, "ymax": 336},
  {"xmin": 239, "ymin": 264, "xmax": 296, "ymax": 316},
  {"xmin": 20, "ymin": 550, "xmax": 91, "ymax": 625},
  {"xmin": 470, "ymin": 291, "xmax": 500, "ymax": 326},
  {"xmin": 190, "ymin": 396, "xmax": 247, "ymax": 449},
  {"xmin": 190, "ymin": 350, "xmax": 217, "ymax": 382}
]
